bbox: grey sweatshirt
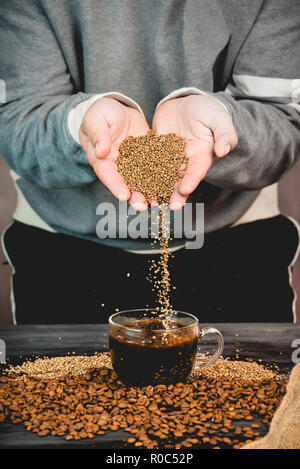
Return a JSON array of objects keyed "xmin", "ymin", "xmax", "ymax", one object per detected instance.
[{"xmin": 0, "ymin": 0, "xmax": 300, "ymax": 249}]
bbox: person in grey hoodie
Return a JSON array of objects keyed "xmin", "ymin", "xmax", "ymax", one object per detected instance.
[{"xmin": 0, "ymin": 0, "xmax": 299, "ymax": 324}]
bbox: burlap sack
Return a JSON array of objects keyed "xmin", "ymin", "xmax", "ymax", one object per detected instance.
[{"xmin": 242, "ymin": 362, "xmax": 300, "ymax": 449}]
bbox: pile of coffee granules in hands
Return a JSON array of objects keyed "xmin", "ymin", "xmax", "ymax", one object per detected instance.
[
  {"xmin": 0, "ymin": 354, "xmax": 287, "ymax": 449},
  {"xmin": 117, "ymin": 130, "xmax": 188, "ymax": 205},
  {"xmin": 117, "ymin": 130, "xmax": 188, "ymax": 316}
]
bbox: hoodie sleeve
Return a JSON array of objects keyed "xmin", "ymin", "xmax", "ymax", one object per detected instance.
[
  {"xmin": 0, "ymin": 0, "xmax": 98, "ymax": 189},
  {"xmin": 204, "ymin": 0, "xmax": 300, "ymax": 191}
]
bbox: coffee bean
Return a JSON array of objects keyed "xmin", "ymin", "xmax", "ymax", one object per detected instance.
[{"xmin": 0, "ymin": 354, "xmax": 287, "ymax": 449}]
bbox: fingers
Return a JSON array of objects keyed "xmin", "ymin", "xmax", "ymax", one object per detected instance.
[
  {"xmin": 177, "ymin": 140, "xmax": 214, "ymax": 196},
  {"xmin": 179, "ymin": 154, "xmax": 213, "ymax": 196},
  {"xmin": 129, "ymin": 191, "xmax": 148, "ymax": 212},
  {"xmin": 211, "ymin": 112, "xmax": 238, "ymax": 158},
  {"xmin": 80, "ymin": 106, "xmax": 112, "ymax": 159},
  {"xmin": 93, "ymin": 159, "xmax": 130, "ymax": 201},
  {"xmin": 80, "ymin": 115, "xmax": 130, "ymax": 202},
  {"xmin": 79, "ymin": 133, "xmax": 98, "ymax": 166},
  {"xmin": 169, "ymin": 181, "xmax": 188, "ymax": 210},
  {"xmin": 80, "ymin": 99, "xmax": 154, "ymax": 205}
]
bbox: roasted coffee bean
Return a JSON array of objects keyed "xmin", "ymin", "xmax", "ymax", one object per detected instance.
[{"xmin": 0, "ymin": 354, "xmax": 287, "ymax": 449}]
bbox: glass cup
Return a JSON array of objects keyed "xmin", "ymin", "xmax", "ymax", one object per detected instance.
[{"xmin": 108, "ymin": 309, "xmax": 224, "ymax": 386}]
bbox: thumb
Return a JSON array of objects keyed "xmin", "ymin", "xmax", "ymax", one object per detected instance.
[
  {"xmin": 81, "ymin": 108, "xmax": 112, "ymax": 159},
  {"xmin": 212, "ymin": 114, "xmax": 238, "ymax": 158}
]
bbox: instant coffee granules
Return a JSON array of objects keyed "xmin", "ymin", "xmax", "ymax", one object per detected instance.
[
  {"xmin": 117, "ymin": 130, "xmax": 188, "ymax": 205},
  {"xmin": 0, "ymin": 354, "xmax": 287, "ymax": 449},
  {"xmin": 109, "ymin": 319, "xmax": 197, "ymax": 385},
  {"xmin": 4, "ymin": 353, "xmax": 112, "ymax": 380}
]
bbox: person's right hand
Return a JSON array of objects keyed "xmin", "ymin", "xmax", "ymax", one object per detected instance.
[{"xmin": 80, "ymin": 97, "xmax": 150, "ymax": 210}]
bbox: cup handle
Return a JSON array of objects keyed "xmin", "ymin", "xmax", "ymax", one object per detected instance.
[{"xmin": 193, "ymin": 327, "xmax": 224, "ymax": 370}]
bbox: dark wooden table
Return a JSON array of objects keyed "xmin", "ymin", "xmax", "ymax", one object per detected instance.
[{"xmin": 0, "ymin": 323, "xmax": 299, "ymax": 449}]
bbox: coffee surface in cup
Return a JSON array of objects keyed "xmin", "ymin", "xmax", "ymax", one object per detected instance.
[{"xmin": 109, "ymin": 318, "xmax": 197, "ymax": 385}]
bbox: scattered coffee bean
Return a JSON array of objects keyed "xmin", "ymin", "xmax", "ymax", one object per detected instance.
[{"xmin": 0, "ymin": 353, "xmax": 286, "ymax": 449}]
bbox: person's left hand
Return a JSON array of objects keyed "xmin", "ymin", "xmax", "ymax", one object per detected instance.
[{"xmin": 152, "ymin": 94, "xmax": 238, "ymax": 209}]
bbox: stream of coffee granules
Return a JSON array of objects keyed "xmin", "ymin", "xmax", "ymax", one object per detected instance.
[
  {"xmin": 118, "ymin": 131, "xmax": 188, "ymax": 316},
  {"xmin": 0, "ymin": 355, "xmax": 286, "ymax": 449}
]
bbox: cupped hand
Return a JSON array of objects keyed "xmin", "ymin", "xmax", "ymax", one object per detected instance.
[
  {"xmin": 80, "ymin": 97, "xmax": 150, "ymax": 210},
  {"xmin": 152, "ymin": 94, "xmax": 238, "ymax": 210}
]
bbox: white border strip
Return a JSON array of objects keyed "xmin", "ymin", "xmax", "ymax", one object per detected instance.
[{"xmin": 1, "ymin": 222, "xmax": 17, "ymax": 325}]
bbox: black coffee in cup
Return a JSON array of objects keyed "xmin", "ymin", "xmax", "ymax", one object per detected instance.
[{"xmin": 109, "ymin": 318, "xmax": 197, "ymax": 386}]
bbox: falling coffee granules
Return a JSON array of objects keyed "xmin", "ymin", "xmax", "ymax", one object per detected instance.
[
  {"xmin": 117, "ymin": 131, "xmax": 188, "ymax": 315},
  {"xmin": 0, "ymin": 354, "xmax": 287, "ymax": 449},
  {"xmin": 148, "ymin": 205, "xmax": 174, "ymax": 315}
]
